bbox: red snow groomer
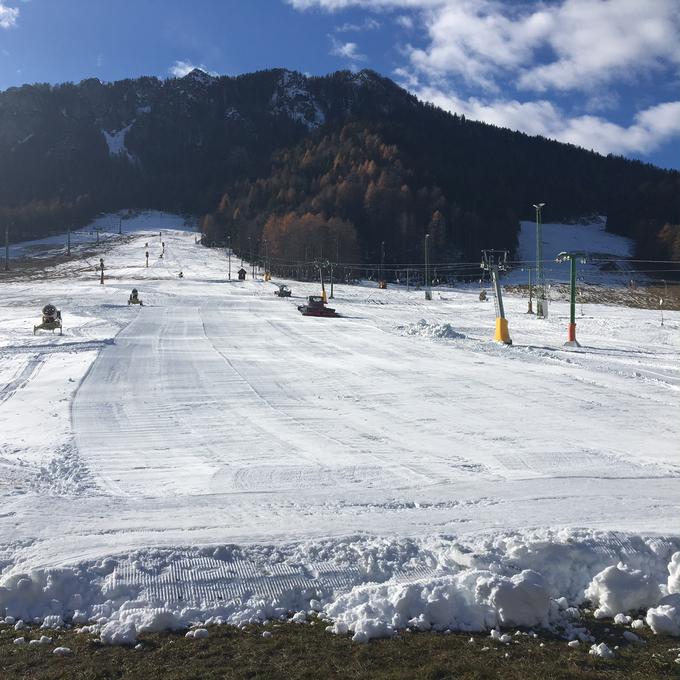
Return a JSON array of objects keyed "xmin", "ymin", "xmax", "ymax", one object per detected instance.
[{"xmin": 297, "ymin": 295, "xmax": 338, "ymax": 317}]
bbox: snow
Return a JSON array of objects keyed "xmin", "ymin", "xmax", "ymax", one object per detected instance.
[
  {"xmin": 181, "ymin": 68, "xmax": 216, "ymax": 86},
  {"xmin": 53, "ymin": 646, "xmax": 72, "ymax": 655},
  {"xmin": 0, "ymin": 217, "xmax": 679, "ymax": 640},
  {"xmin": 668, "ymin": 552, "xmax": 680, "ymax": 594},
  {"xmin": 646, "ymin": 594, "xmax": 680, "ymax": 635},
  {"xmin": 270, "ymin": 70, "xmax": 325, "ymax": 129},
  {"xmin": 589, "ymin": 642, "xmax": 615, "ymax": 658},
  {"xmin": 326, "ymin": 569, "xmax": 549, "ymax": 641},
  {"xmin": 585, "ymin": 563, "xmax": 661, "ymax": 618},
  {"xmin": 101, "ymin": 123, "xmax": 135, "ymax": 161},
  {"xmin": 506, "ymin": 218, "xmax": 638, "ymax": 285}
]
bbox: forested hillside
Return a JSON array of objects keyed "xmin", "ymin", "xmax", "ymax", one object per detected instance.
[{"xmin": 0, "ymin": 67, "xmax": 678, "ymax": 265}]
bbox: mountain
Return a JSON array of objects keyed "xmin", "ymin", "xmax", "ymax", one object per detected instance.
[{"xmin": 0, "ymin": 67, "xmax": 678, "ymax": 266}]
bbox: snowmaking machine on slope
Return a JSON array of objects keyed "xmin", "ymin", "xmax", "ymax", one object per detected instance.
[
  {"xmin": 34, "ymin": 304, "xmax": 62, "ymax": 335},
  {"xmin": 274, "ymin": 284, "xmax": 292, "ymax": 297},
  {"xmin": 128, "ymin": 288, "xmax": 144, "ymax": 305}
]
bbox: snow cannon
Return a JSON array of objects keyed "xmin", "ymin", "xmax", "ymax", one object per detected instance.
[
  {"xmin": 298, "ymin": 295, "xmax": 338, "ymax": 317},
  {"xmin": 274, "ymin": 284, "xmax": 292, "ymax": 297},
  {"xmin": 34, "ymin": 304, "xmax": 62, "ymax": 335},
  {"xmin": 128, "ymin": 288, "xmax": 143, "ymax": 306}
]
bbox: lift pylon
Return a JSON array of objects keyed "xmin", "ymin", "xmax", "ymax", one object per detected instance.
[{"xmin": 481, "ymin": 250, "xmax": 512, "ymax": 345}]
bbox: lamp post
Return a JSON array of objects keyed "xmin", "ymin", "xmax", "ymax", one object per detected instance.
[
  {"xmin": 424, "ymin": 233, "xmax": 432, "ymax": 300},
  {"xmin": 556, "ymin": 251, "xmax": 587, "ymax": 347},
  {"xmin": 228, "ymin": 235, "xmax": 232, "ymax": 280},
  {"xmin": 533, "ymin": 202, "xmax": 547, "ymax": 318}
]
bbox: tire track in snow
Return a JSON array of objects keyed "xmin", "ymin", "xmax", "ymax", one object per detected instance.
[{"xmin": 0, "ymin": 354, "xmax": 47, "ymax": 406}]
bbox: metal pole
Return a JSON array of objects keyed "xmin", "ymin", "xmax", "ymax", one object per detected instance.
[
  {"xmin": 527, "ymin": 267, "xmax": 534, "ymax": 314},
  {"xmin": 569, "ymin": 257, "xmax": 576, "ymax": 327},
  {"xmin": 565, "ymin": 256, "xmax": 580, "ymax": 346},
  {"xmin": 67, "ymin": 225, "xmax": 71, "ymax": 257},
  {"xmin": 406, "ymin": 267, "xmax": 409, "ymax": 291},
  {"xmin": 534, "ymin": 203, "xmax": 547, "ymax": 318},
  {"xmin": 492, "ymin": 264, "xmax": 505, "ymax": 319},
  {"xmin": 424, "ymin": 234, "xmax": 432, "ymax": 300},
  {"xmin": 228, "ymin": 236, "xmax": 231, "ymax": 280},
  {"xmin": 99, "ymin": 258, "xmax": 104, "ymax": 284},
  {"xmin": 264, "ymin": 239, "xmax": 268, "ymax": 278},
  {"xmin": 380, "ymin": 241, "xmax": 385, "ymax": 285},
  {"xmin": 329, "ymin": 261, "xmax": 334, "ymax": 299}
]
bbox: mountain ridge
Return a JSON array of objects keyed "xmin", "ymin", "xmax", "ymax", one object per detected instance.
[{"xmin": 0, "ymin": 67, "xmax": 677, "ymax": 265}]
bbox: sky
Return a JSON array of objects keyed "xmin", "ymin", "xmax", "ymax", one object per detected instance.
[{"xmin": 0, "ymin": 0, "xmax": 678, "ymax": 170}]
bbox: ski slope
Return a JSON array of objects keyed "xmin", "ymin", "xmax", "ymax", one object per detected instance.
[
  {"xmin": 0, "ymin": 215, "xmax": 679, "ymax": 642},
  {"xmin": 506, "ymin": 217, "xmax": 639, "ymax": 285}
]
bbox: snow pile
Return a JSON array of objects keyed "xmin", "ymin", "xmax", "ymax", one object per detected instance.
[
  {"xmin": 585, "ymin": 563, "xmax": 661, "ymax": 618},
  {"xmin": 101, "ymin": 620, "xmax": 137, "ymax": 645},
  {"xmin": 667, "ymin": 552, "xmax": 680, "ymax": 594},
  {"xmin": 589, "ymin": 642, "xmax": 615, "ymax": 658},
  {"xmin": 0, "ymin": 533, "xmax": 679, "ymax": 643},
  {"xmin": 325, "ymin": 569, "xmax": 549, "ymax": 642},
  {"xmin": 645, "ymin": 554, "xmax": 680, "ymax": 636},
  {"xmin": 646, "ymin": 594, "xmax": 680, "ymax": 636},
  {"xmin": 400, "ymin": 319, "xmax": 466, "ymax": 340}
]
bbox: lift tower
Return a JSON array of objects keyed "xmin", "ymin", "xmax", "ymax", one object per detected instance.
[{"xmin": 481, "ymin": 250, "xmax": 512, "ymax": 345}]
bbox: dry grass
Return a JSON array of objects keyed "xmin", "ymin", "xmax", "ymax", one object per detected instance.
[{"xmin": 1, "ymin": 615, "xmax": 679, "ymax": 680}]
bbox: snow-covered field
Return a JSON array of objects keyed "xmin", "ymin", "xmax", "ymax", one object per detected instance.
[
  {"xmin": 506, "ymin": 217, "xmax": 638, "ymax": 285},
  {"xmin": 0, "ymin": 212, "xmax": 679, "ymax": 646}
]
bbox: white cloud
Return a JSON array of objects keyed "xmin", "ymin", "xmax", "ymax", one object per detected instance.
[
  {"xmin": 414, "ymin": 85, "xmax": 680, "ymax": 156},
  {"xmin": 291, "ymin": 0, "xmax": 680, "ymax": 94},
  {"xmin": 330, "ymin": 37, "xmax": 367, "ymax": 62},
  {"xmin": 168, "ymin": 60, "xmax": 217, "ymax": 78},
  {"xmin": 0, "ymin": 3, "xmax": 19, "ymax": 29},
  {"xmin": 289, "ymin": 0, "xmax": 680, "ymax": 159},
  {"xmin": 395, "ymin": 14, "xmax": 414, "ymax": 30},
  {"xmin": 336, "ymin": 17, "xmax": 379, "ymax": 32}
]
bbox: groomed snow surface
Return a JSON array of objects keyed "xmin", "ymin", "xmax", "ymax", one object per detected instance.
[{"xmin": 0, "ymin": 212, "xmax": 679, "ymax": 648}]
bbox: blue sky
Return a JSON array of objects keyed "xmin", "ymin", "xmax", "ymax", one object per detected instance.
[{"xmin": 1, "ymin": 0, "xmax": 678, "ymax": 169}]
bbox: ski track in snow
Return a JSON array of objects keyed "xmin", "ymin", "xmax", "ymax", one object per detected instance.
[{"xmin": 0, "ymin": 215, "xmax": 679, "ymax": 639}]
